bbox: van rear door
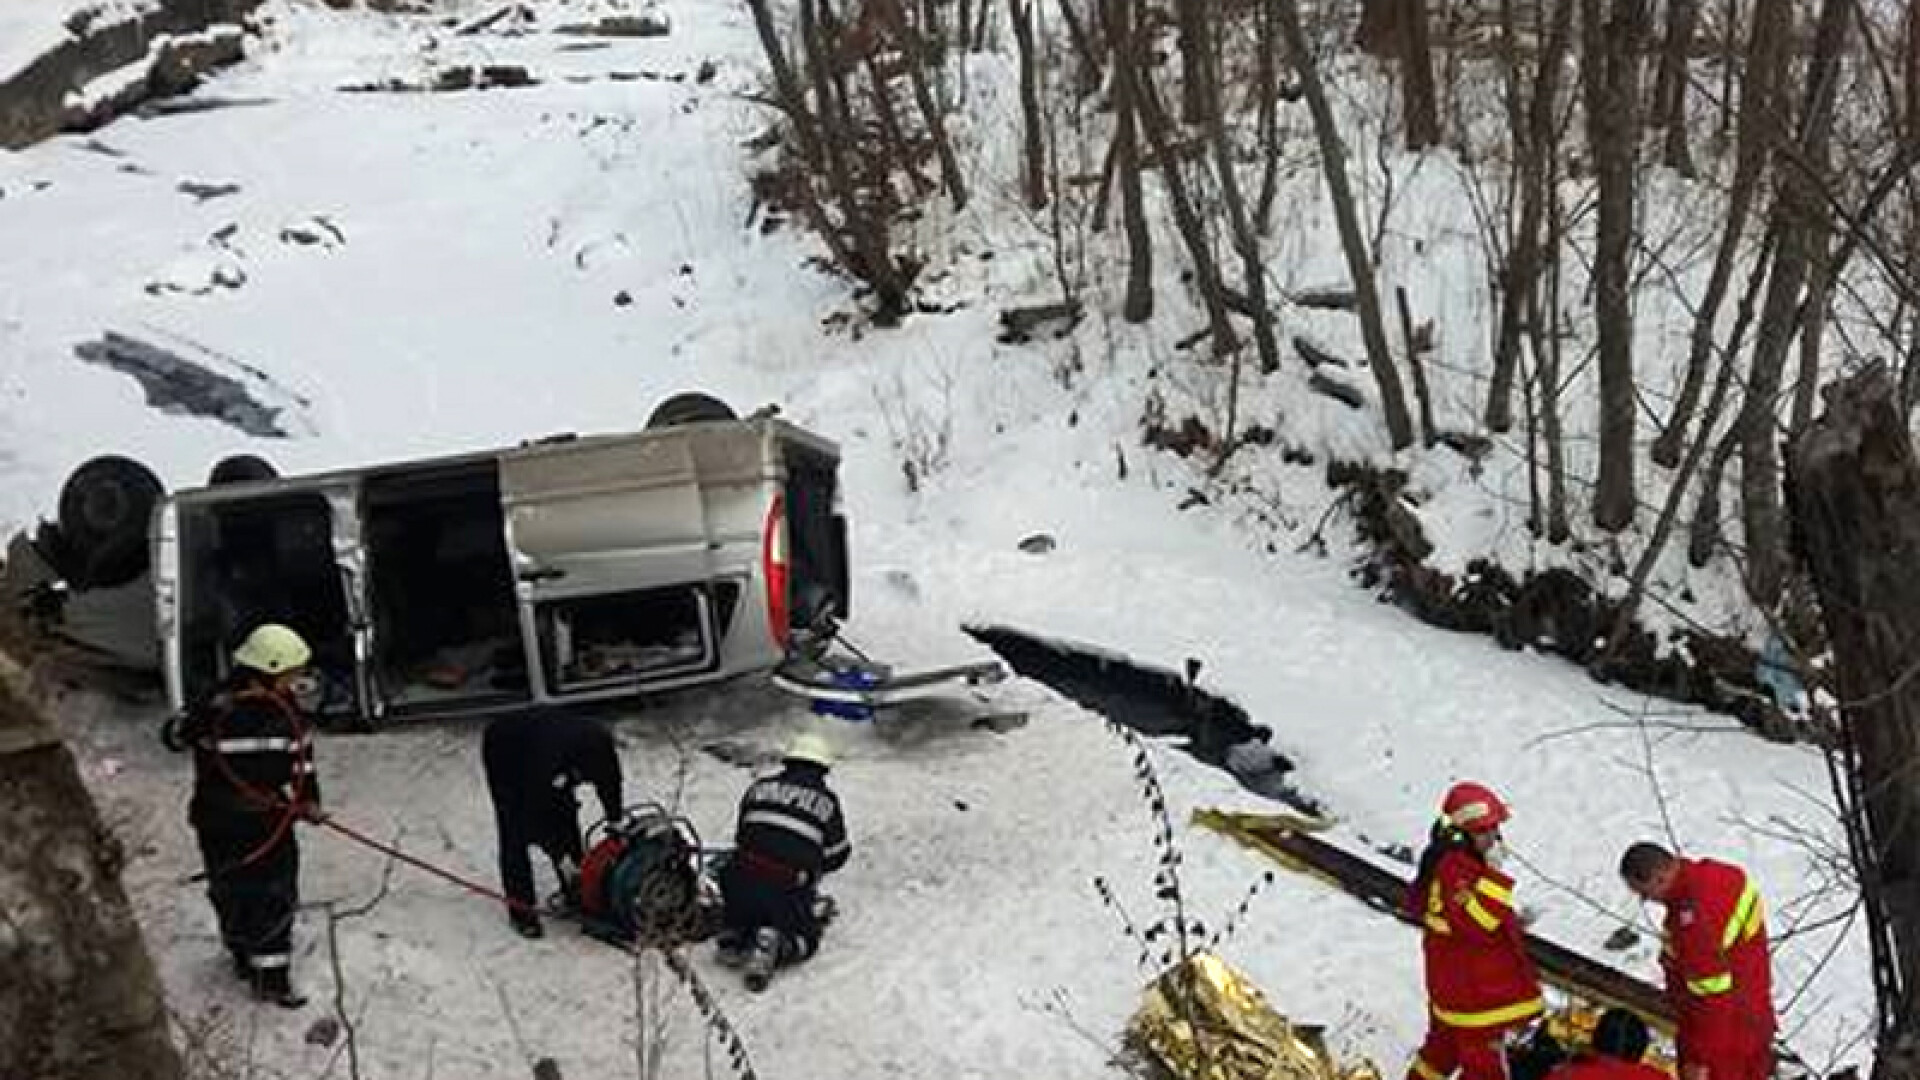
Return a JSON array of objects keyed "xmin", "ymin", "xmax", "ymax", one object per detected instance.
[{"xmin": 499, "ymin": 431, "xmax": 763, "ymax": 699}]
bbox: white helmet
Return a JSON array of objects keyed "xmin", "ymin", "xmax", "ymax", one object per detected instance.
[
  {"xmin": 232, "ymin": 623, "xmax": 312, "ymax": 675},
  {"xmin": 784, "ymin": 732, "xmax": 835, "ymax": 768}
]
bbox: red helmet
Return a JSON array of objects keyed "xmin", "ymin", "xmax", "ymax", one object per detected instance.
[{"xmin": 1441, "ymin": 782, "xmax": 1510, "ymax": 834}]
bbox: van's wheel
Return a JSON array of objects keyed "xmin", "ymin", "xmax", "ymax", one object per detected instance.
[
  {"xmin": 209, "ymin": 454, "xmax": 278, "ymax": 486},
  {"xmin": 646, "ymin": 392, "xmax": 737, "ymax": 429},
  {"xmin": 57, "ymin": 455, "xmax": 163, "ymax": 589}
]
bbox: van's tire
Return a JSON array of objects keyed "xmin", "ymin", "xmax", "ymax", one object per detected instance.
[
  {"xmin": 57, "ymin": 455, "xmax": 163, "ymax": 589},
  {"xmin": 209, "ymin": 454, "xmax": 278, "ymax": 486},
  {"xmin": 646, "ymin": 392, "xmax": 737, "ymax": 429}
]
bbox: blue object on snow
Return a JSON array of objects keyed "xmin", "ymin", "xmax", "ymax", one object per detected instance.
[
  {"xmin": 1756, "ymin": 634, "xmax": 1806, "ymax": 712},
  {"xmin": 810, "ymin": 667, "xmax": 881, "ymax": 723}
]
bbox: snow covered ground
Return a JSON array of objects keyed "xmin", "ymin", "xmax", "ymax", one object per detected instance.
[
  {"xmin": 0, "ymin": 1, "xmax": 1873, "ymax": 1077},
  {"xmin": 1, "ymin": 0, "xmax": 161, "ymax": 84}
]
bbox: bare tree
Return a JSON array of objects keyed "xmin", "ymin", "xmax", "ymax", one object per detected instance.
[
  {"xmin": 1133, "ymin": 34, "xmax": 1239, "ymax": 358},
  {"xmin": 1011, "ymin": 0, "xmax": 1048, "ymax": 211},
  {"xmin": 1191, "ymin": 1, "xmax": 1280, "ymax": 378},
  {"xmin": 1536, "ymin": 94, "xmax": 1574, "ymax": 543},
  {"xmin": 1174, "ymin": 0, "xmax": 1208, "ymax": 124},
  {"xmin": 1608, "ymin": 228, "xmax": 1778, "ymax": 649},
  {"xmin": 1274, "ymin": 0, "xmax": 1416, "ymax": 449},
  {"xmin": 1488, "ymin": 0, "xmax": 1575, "ymax": 434},
  {"xmin": 1651, "ymin": 0, "xmax": 1701, "ymax": 175},
  {"xmin": 1402, "ymin": 0, "xmax": 1441, "ymax": 150},
  {"xmin": 1397, "ymin": 287, "xmax": 1435, "ymax": 445},
  {"xmin": 1717, "ymin": 0, "xmax": 1740, "ymax": 138},
  {"xmin": 1738, "ymin": 0, "xmax": 1850, "ymax": 608},
  {"xmin": 1785, "ymin": 363, "xmax": 1920, "ymax": 1080},
  {"xmin": 1909, "ymin": 3, "xmax": 1920, "ymax": 136},
  {"xmin": 1581, "ymin": 0, "xmax": 1651, "ymax": 532},
  {"xmin": 1651, "ymin": 0, "xmax": 1788, "ymax": 467},
  {"xmin": 1356, "ymin": 0, "xmax": 1403, "ymax": 57},
  {"xmin": 1794, "ymin": 221, "xmax": 1833, "ymax": 438},
  {"xmin": 1107, "ymin": 0, "xmax": 1153, "ymax": 322},
  {"xmin": 1686, "ymin": 225, "xmax": 1779, "ymax": 570},
  {"xmin": 880, "ymin": 0, "xmax": 970, "ymax": 210}
]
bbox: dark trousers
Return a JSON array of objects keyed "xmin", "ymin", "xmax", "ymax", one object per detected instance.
[
  {"xmin": 196, "ymin": 817, "xmax": 300, "ymax": 991},
  {"xmin": 719, "ymin": 859, "xmax": 822, "ymax": 964},
  {"xmin": 486, "ymin": 769, "xmax": 583, "ymax": 919}
]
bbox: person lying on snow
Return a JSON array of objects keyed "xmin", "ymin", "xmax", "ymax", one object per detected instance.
[
  {"xmin": 482, "ymin": 711, "xmax": 623, "ymax": 939},
  {"xmin": 1405, "ymin": 782, "xmax": 1545, "ymax": 1080},
  {"xmin": 716, "ymin": 732, "xmax": 851, "ymax": 991},
  {"xmin": 1547, "ymin": 1009, "xmax": 1667, "ymax": 1080}
]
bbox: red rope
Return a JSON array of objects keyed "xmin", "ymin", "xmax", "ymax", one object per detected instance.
[
  {"xmin": 191, "ymin": 686, "xmax": 313, "ymax": 880},
  {"xmin": 316, "ymin": 815, "xmax": 539, "ymax": 915}
]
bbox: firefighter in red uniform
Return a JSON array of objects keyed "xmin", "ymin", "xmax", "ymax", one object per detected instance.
[
  {"xmin": 1619, "ymin": 843, "xmax": 1774, "ymax": 1080},
  {"xmin": 1406, "ymin": 782, "xmax": 1545, "ymax": 1080}
]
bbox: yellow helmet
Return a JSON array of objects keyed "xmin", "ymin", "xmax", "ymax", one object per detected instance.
[
  {"xmin": 233, "ymin": 623, "xmax": 312, "ymax": 675},
  {"xmin": 784, "ymin": 732, "xmax": 836, "ymax": 768}
]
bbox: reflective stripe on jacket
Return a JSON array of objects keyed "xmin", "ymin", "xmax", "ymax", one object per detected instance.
[
  {"xmin": 1408, "ymin": 848, "xmax": 1544, "ymax": 1029},
  {"xmin": 1661, "ymin": 857, "xmax": 1775, "ymax": 1066}
]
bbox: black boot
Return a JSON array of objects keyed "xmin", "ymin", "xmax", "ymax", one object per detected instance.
[
  {"xmin": 254, "ymin": 969, "xmax": 307, "ymax": 1010},
  {"xmin": 714, "ymin": 929, "xmax": 749, "ymax": 968},
  {"xmin": 510, "ymin": 911, "xmax": 545, "ymax": 940},
  {"xmin": 743, "ymin": 928, "xmax": 781, "ymax": 992}
]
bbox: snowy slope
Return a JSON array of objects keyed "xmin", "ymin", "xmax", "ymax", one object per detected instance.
[
  {"xmin": 0, "ymin": 1, "xmax": 1873, "ymax": 1077},
  {"xmin": 0, "ymin": 0, "xmax": 161, "ymax": 83}
]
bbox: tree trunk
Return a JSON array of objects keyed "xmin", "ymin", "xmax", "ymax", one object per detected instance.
[
  {"xmin": 1175, "ymin": 0, "xmax": 1208, "ymax": 123},
  {"xmin": 1357, "ymin": 0, "xmax": 1404, "ymax": 57},
  {"xmin": 1109, "ymin": 0, "xmax": 1154, "ymax": 323},
  {"xmin": 1133, "ymin": 49, "xmax": 1238, "ymax": 357},
  {"xmin": 1738, "ymin": 0, "xmax": 1849, "ymax": 608},
  {"xmin": 1255, "ymin": 0, "xmax": 1285, "ymax": 234},
  {"xmin": 1402, "ymin": 0, "xmax": 1441, "ymax": 150},
  {"xmin": 743, "ymin": 0, "xmax": 863, "ymax": 274},
  {"xmin": 1785, "ymin": 363, "xmax": 1920, "ymax": 1076},
  {"xmin": 1488, "ymin": 0, "xmax": 1574, "ymax": 433},
  {"xmin": 1011, "ymin": 0, "xmax": 1047, "ymax": 210},
  {"xmin": 1, "ymin": 665, "xmax": 183, "ymax": 1080},
  {"xmin": 1652, "ymin": 0, "xmax": 1700, "ymax": 175},
  {"xmin": 1687, "ymin": 223, "xmax": 1779, "ymax": 568},
  {"xmin": 1539, "ymin": 120, "xmax": 1572, "ymax": 543},
  {"xmin": 1056, "ymin": 0, "xmax": 1104, "ymax": 94},
  {"xmin": 1650, "ymin": 0, "xmax": 1785, "ymax": 467},
  {"xmin": 866, "ymin": 54, "xmax": 929, "ymax": 198},
  {"xmin": 880, "ymin": 0, "xmax": 970, "ymax": 211},
  {"xmin": 745, "ymin": 0, "xmax": 827, "ymax": 172},
  {"xmin": 1398, "ymin": 287, "xmax": 1435, "ymax": 445},
  {"xmin": 1607, "ymin": 227, "xmax": 1778, "ymax": 652},
  {"xmin": 1717, "ymin": 0, "xmax": 1739, "ymax": 139},
  {"xmin": 1795, "ymin": 224, "xmax": 1832, "ymax": 438},
  {"xmin": 1275, "ymin": 0, "xmax": 1417, "ymax": 449},
  {"xmin": 1689, "ymin": 411, "xmax": 1743, "ymax": 566},
  {"xmin": 1582, "ymin": 0, "xmax": 1650, "ymax": 532},
  {"xmin": 1907, "ymin": 2, "xmax": 1920, "ymax": 141},
  {"xmin": 1193, "ymin": 0, "xmax": 1280, "ymax": 376}
]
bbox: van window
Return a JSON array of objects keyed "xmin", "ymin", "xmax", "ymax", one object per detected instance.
[{"xmin": 536, "ymin": 585, "xmax": 716, "ymax": 694}]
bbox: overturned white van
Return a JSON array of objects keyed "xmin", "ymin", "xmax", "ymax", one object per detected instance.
[
  {"xmin": 154, "ymin": 414, "xmax": 859, "ymax": 726},
  {"xmin": 5, "ymin": 394, "xmax": 1002, "ymax": 725}
]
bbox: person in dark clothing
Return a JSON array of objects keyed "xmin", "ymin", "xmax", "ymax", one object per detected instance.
[
  {"xmin": 716, "ymin": 732, "xmax": 850, "ymax": 990},
  {"xmin": 481, "ymin": 712, "xmax": 624, "ymax": 939},
  {"xmin": 183, "ymin": 623, "xmax": 323, "ymax": 1009},
  {"xmin": 1547, "ymin": 1010, "xmax": 1666, "ymax": 1080}
]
